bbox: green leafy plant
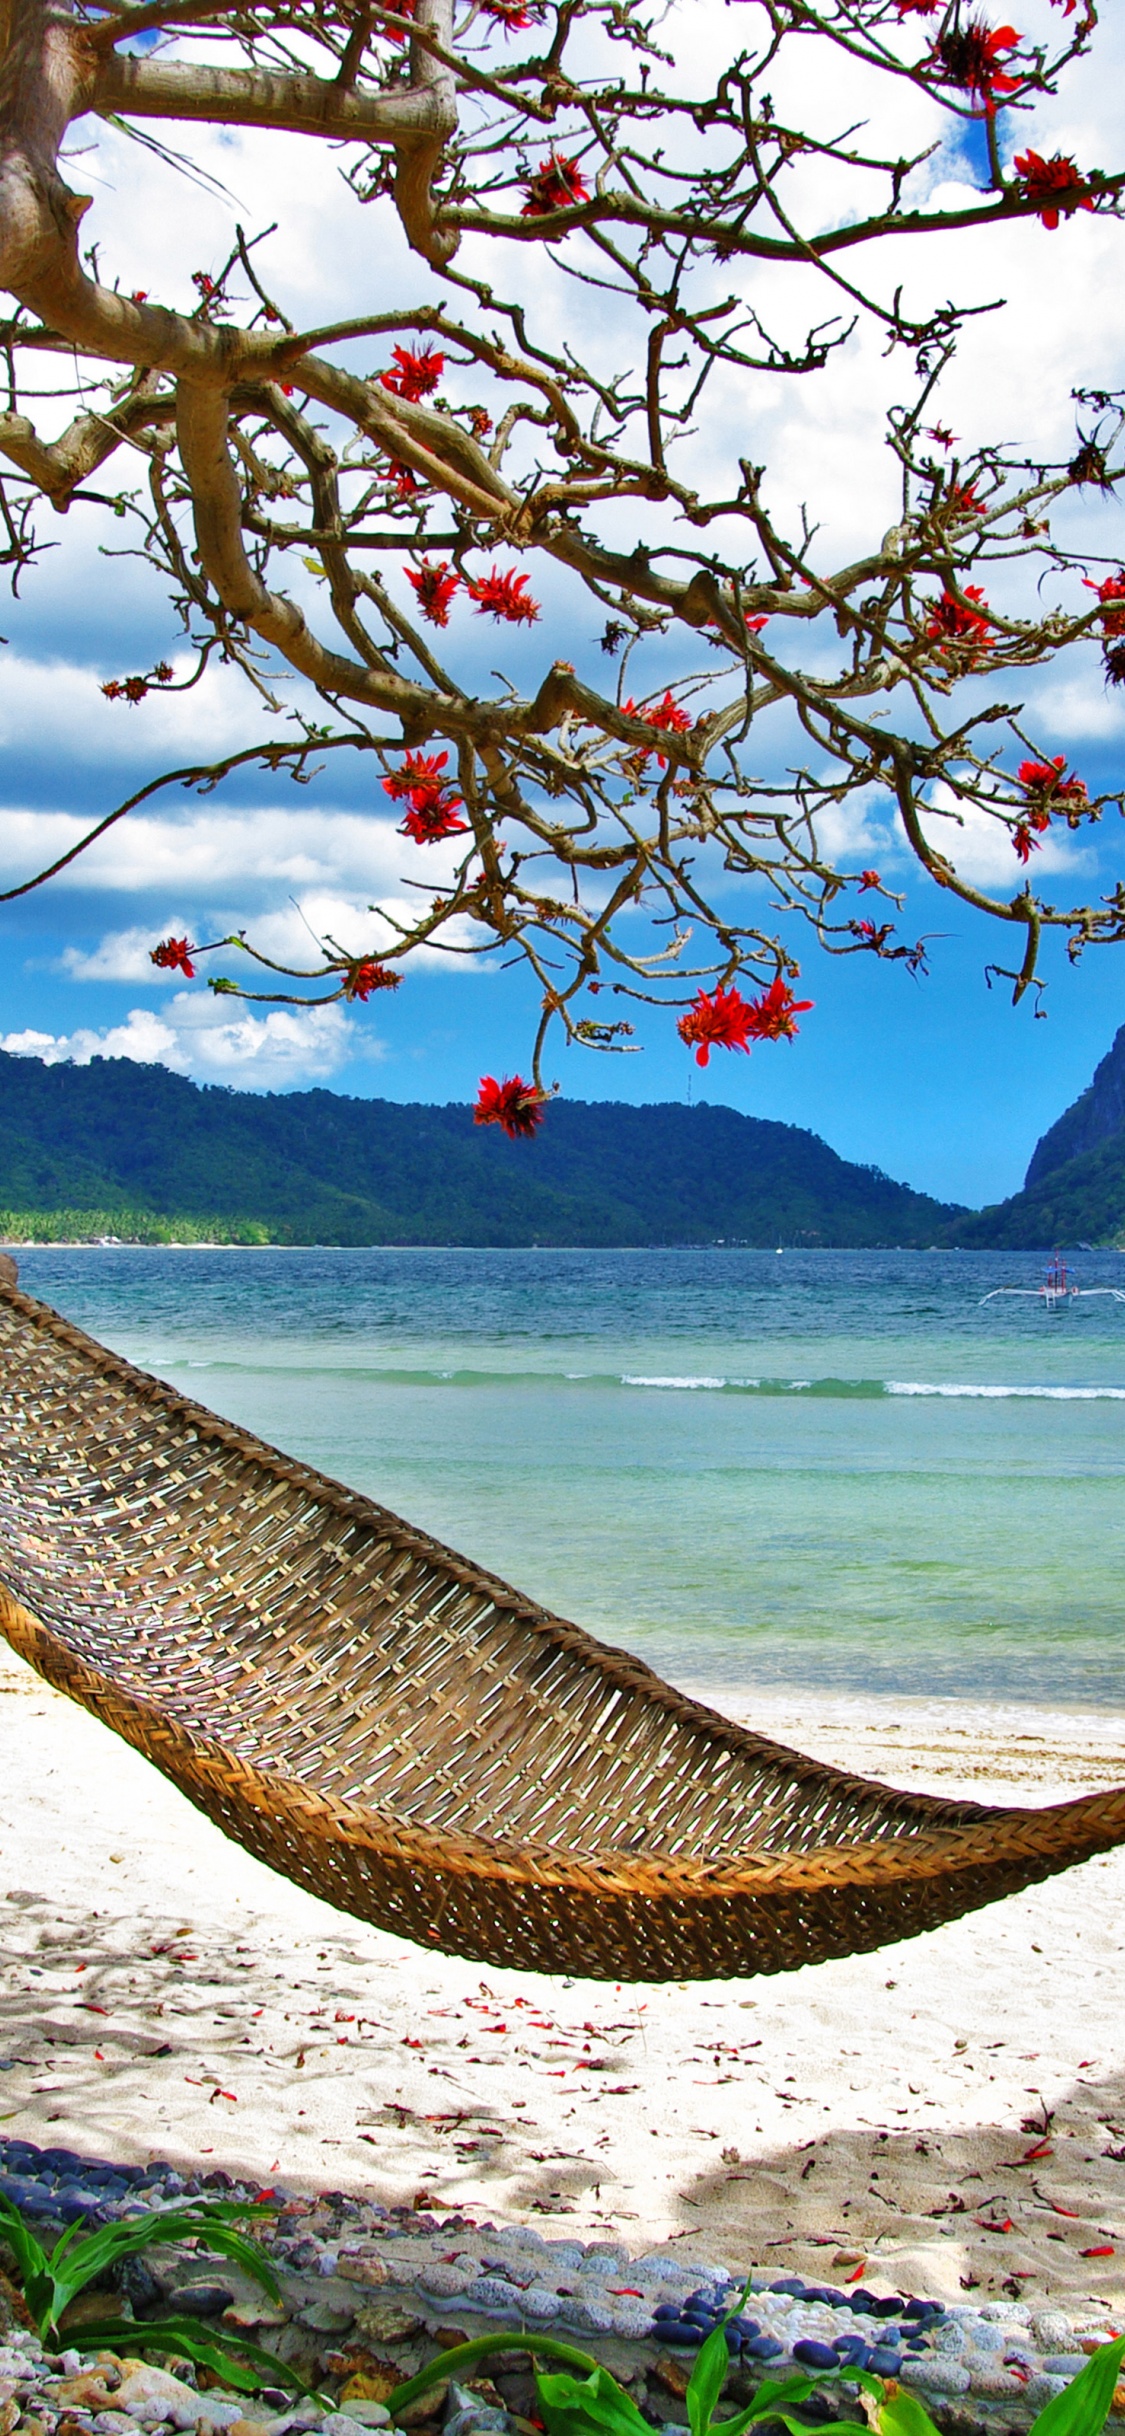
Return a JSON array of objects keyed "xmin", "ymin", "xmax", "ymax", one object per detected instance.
[
  {"xmin": 384, "ymin": 2294, "xmax": 1125, "ymax": 2436},
  {"xmin": 0, "ymin": 2193, "xmax": 308, "ymax": 2394},
  {"xmin": 386, "ymin": 2283, "xmax": 879, "ymax": 2436}
]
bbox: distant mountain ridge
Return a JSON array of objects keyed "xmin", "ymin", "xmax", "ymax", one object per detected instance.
[
  {"xmin": 1024, "ymin": 1023, "xmax": 1125, "ymax": 1186},
  {"xmin": 0, "ymin": 1050, "xmax": 962, "ymax": 1248},
  {"xmin": 956, "ymin": 1022, "xmax": 1125, "ymax": 1250}
]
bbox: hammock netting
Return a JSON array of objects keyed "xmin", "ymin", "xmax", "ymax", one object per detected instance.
[{"xmin": 1, "ymin": 1278, "xmax": 1123, "ymax": 1982}]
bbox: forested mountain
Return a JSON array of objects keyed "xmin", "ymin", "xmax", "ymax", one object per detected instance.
[
  {"xmin": 957, "ymin": 1025, "xmax": 1125, "ymax": 1249},
  {"xmin": 0, "ymin": 1052, "xmax": 962, "ymax": 1247},
  {"xmin": 1024, "ymin": 1025, "xmax": 1125, "ymax": 1187}
]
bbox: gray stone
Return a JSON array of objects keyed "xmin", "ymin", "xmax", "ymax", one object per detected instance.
[
  {"xmin": 1030, "ymin": 2314, "xmax": 1073, "ymax": 2351},
  {"xmin": 901, "ymin": 2359, "xmax": 972, "ymax": 2397}
]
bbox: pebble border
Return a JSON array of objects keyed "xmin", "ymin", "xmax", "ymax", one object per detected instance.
[{"xmin": 0, "ymin": 2141, "xmax": 1120, "ymax": 2436}]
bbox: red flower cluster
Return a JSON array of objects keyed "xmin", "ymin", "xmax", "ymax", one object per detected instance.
[
  {"xmin": 948, "ymin": 482, "xmax": 985, "ymax": 517},
  {"xmin": 386, "ymin": 459, "xmax": 420, "ymax": 498},
  {"xmin": 382, "ymin": 749, "xmax": 469, "ymax": 843},
  {"xmin": 925, "ymin": 424, "xmax": 958, "ymax": 449},
  {"xmin": 380, "ymin": 344, "xmax": 444, "ymax": 403},
  {"xmin": 343, "ymin": 960, "xmax": 401, "ymax": 1001},
  {"xmin": 929, "ymin": 19, "xmax": 1021, "ymax": 107},
  {"xmin": 1018, "ymin": 754, "xmax": 1087, "ymax": 808},
  {"xmin": 745, "ymin": 975, "xmax": 815, "ymax": 1041},
  {"xmin": 897, "ymin": 0, "xmax": 940, "ymax": 13},
  {"xmin": 676, "ymin": 978, "xmax": 812, "ymax": 1068},
  {"xmin": 466, "ymin": 566, "xmax": 541, "ymax": 624},
  {"xmin": 150, "ymin": 936, "xmax": 196, "ymax": 978},
  {"xmin": 678, "ymin": 986, "xmax": 753, "ymax": 1067},
  {"xmin": 1085, "ymin": 572, "xmax": 1125, "ymax": 636},
  {"xmin": 406, "ymin": 558, "xmax": 461, "ymax": 626},
  {"xmin": 1013, "ymin": 149, "xmax": 1093, "ymax": 229},
  {"xmin": 102, "ymin": 661, "xmax": 174, "ymax": 705},
  {"xmin": 380, "ymin": 0, "xmax": 417, "ymax": 43},
  {"xmin": 474, "ymin": 1074, "xmax": 548, "ymax": 1137},
  {"xmin": 858, "ymin": 869, "xmax": 883, "ymax": 891},
  {"xmin": 622, "ymin": 691, "xmax": 693, "ymax": 769},
  {"xmin": 924, "ymin": 584, "xmax": 993, "ymax": 653},
  {"xmin": 481, "ymin": 0, "xmax": 536, "ymax": 24},
  {"xmin": 520, "ymin": 155, "xmax": 590, "ymax": 217}
]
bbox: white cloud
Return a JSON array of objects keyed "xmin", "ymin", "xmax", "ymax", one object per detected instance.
[
  {"xmin": 919, "ymin": 784, "xmax": 1096, "ymax": 890},
  {"xmin": 1, "ymin": 993, "xmax": 368, "ymax": 1090},
  {"xmin": 0, "ymin": 805, "xmax": 469, "ymax": 898},
  {"xmin": 0, "ymin": 650, "xmax": 271, "ymax": 769}
]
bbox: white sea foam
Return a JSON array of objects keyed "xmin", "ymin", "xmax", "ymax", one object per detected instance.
[
  {"xmin": 887, "ymin": 1380, "xmax": 1125, "ymax": 1400},
  {"xmin": 621, "ymin": 1373, "xmax": 729, "ymax": 1389}
]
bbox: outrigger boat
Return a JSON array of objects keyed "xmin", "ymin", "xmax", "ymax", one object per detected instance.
[{"xmin": 980, "ymin": 1250, "xmax": 1125, "ymax": 1309}]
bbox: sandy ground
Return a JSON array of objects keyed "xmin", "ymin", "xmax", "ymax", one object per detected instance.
[{"xmin": 3, "ymin": 1643, "xmax": 1125, "ymax": 2319}]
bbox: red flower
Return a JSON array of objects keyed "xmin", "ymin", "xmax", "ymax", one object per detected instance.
[
  {"xmin": 520, "ymin": 154, "xmax": 590, "ymax": 217},
  {"xmin": 677, "ymin": 985, "xmax": 755, "ymax": 1069},
  {"xmin": 1012, "ymin": 820, "xmax": 1040, "ymax": 863},
  {"xmin": 929, "ymin": 20, "xmax": 1022, "ymax": 106},
  {"xmin": 380, "ymin": 344, "xmax": 444, "ymax": 403},
  {"xmin": 405, "ymin": 558, "xmax": 461, "ymax": 627},
  {"xmin": 344, "ymin": 960, "xmax": 401, "ymax": 1001},
  {"xmin": 1013, "ymin": 149, "xmax": 1094, "ymax": 229},
  {"xmin": 380, "ymin": 0, "xmax": 417, "ymax": 42},
  {"xmin": 743, "ymin": 976, "xmax": 814, "ymax": 1042},
  {"xmin": 474, "ymin": 1075, "xmax": 548, "ymax": 1137},
  {"xmin": 466, "ymin": 566, "xmax": 541, "ymax": 624},
  {"xmin": 744, "ymin": 614, "xmax": 770, "ymax": 635},
  {"xmin": 1085, "ymin": 572, "xmax": 1125, "ymax": 636},
  {"xmin": 622, "ymin": 690, "xmax": 693, "ymax": 769},
  {"xmin": 131, "ymin": 289, "xmax": 148, "ymax": 303},
  {"xmin": 383, "ymin": 748, "xmax": 469, "ymax": 843},
  {"xmin": 924, "ymin": 584, "xmax": 993, "ymax": 653},
  {"xmin": 399, "ymin": 800, "xmax": 469, "ymax": 843},
  {"xmin": 382, "ymin": 748, "xmax": 454, "ymax": 801},
  {"xmin": 150, "ymin": 936, "xmax": 196, "ymax": 978},
  {"xmin": 481, "ymin": 0, "xmax": 537, "ymax": 23},
  {"xmin": 925, "ymin": 424, "xmax": 958, "ymax": 449},
  {"xmin": 386, "ymin": 459, "xmax": 420, "ymax": 498},
  {"xmin": 852, "ymin": 918, "xmax": 895, "ymax": 949},
  {"xmin": 948, "ymin": 482, "xmax": 985, "ymax": 516},
  {"xmin": 859, "ymin": 869, "xmax": 882, "ymax": 891},
  {"xmin": 1018, "ymin": 754, "xmax": 1087, "ymax": 809},
  {"xmin": 897, "ymin": 0, "xmax": 940, "ymax": 13}
]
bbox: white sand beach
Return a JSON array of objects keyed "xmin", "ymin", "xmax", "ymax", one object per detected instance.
[{"xmin": 3, "ymin": 1642, "xmax": 1125, "ymax": 2314}]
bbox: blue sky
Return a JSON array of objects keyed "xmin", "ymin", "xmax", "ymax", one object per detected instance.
[{"xmin": 1, "ymin": 0, "xmax": 1124, "ymax": 1212}]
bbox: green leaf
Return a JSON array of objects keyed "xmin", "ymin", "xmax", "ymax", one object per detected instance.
[
  {"xmin": 685, "ymin": 2324, "xmax": 734, "ymax": 2436},
  {"xmin": 0, "ymin": 2192, "xmax": 278, "ymax": 2342},
  {"xmin": 387, "ymin": 2334, "xmax": 604, "ymax": 2419},
  {"xmin": 69, "ymin": 2315, "xmax": 312, "ymax": 2397},
  {"xmin": 878, "ymin": 2389, "xmax": 944, "ymax": 2436},
  {"xmin": 536, "ymin": 2365, "xmax": 651, "ymax": 2436},
  {"xmin": 1029, "ymin": 2338, "xmax": 1125, "ymax": 2436}
]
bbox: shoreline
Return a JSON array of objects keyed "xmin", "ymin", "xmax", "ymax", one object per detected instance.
[{"xmin": 4, "ymin": 1642, "xmax": 1125, "ymax": 2314}]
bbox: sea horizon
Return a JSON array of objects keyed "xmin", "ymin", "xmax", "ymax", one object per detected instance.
[{"xmin": 11, "ymin": 1243, "xmax": 1125, "ymax": 1717}]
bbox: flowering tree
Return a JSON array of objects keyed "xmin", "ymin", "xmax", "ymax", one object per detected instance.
[{"xmin": 0, "ymin": 0, "xmax": 1122, "ymax": 1132}]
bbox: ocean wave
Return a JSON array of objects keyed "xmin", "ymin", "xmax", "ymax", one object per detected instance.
[{"xmin": 164, "ymin": 1359, "xmax": 1125, "ymax": 1401}]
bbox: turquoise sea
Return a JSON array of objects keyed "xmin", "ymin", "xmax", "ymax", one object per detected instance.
[{"xmin": 13, "ymin": 1245, "xmax": 1125, "ymax": 1710}]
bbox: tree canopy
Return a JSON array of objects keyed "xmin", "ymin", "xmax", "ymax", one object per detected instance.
[{"xmin": 0, "ymin": 0, "xmax": 1121, "ymax": 1128}]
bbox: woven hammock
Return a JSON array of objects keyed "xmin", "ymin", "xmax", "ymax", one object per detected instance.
[{"xmin": 1, "ymin": 1274, "xmax": 1123, "ymax": 1983}]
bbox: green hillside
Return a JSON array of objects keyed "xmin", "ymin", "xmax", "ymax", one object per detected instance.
[
  {"xmin": 955, "ymin": 1134, "xmax": 1125, "ymax": 1250},
  {"xmin": 0, "ymin": 1051, "xmax": 962, "ymax": 1247}
]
